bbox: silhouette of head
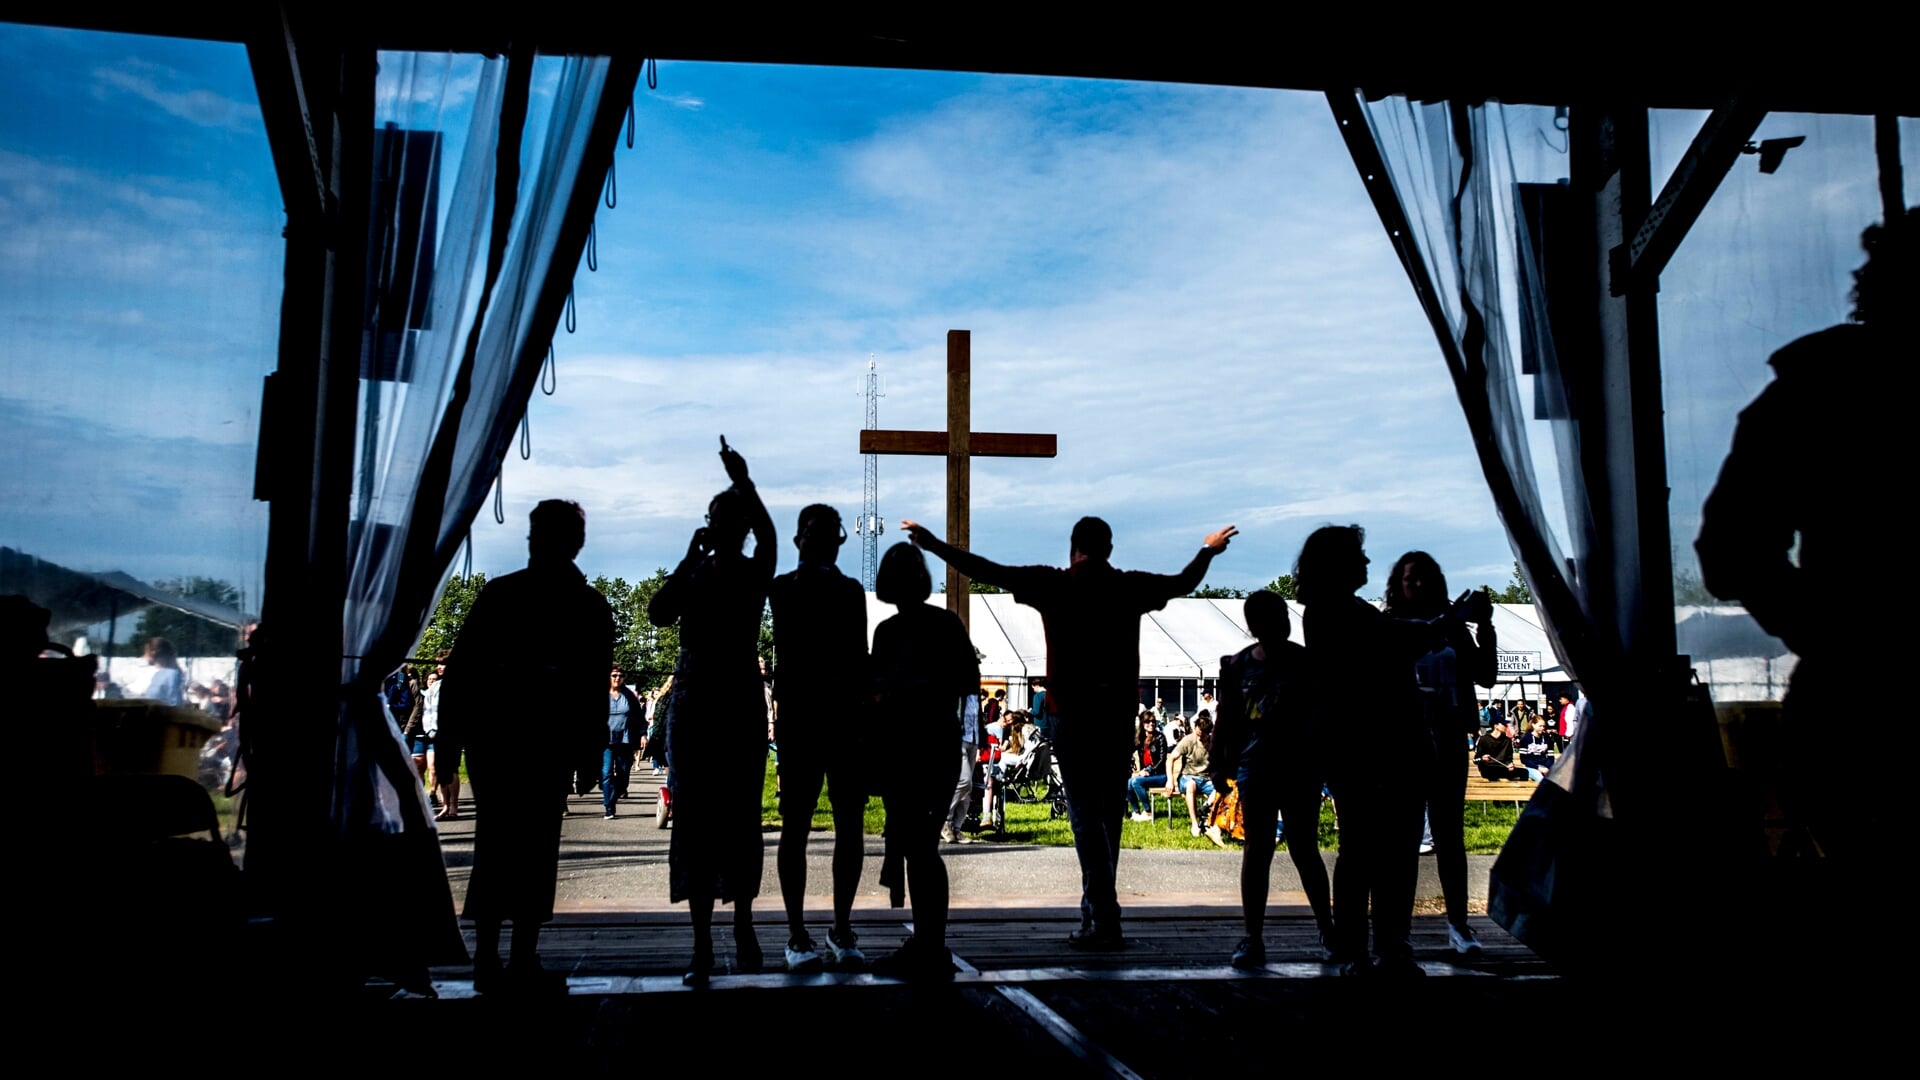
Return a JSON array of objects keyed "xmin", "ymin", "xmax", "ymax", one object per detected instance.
[
  {"xmin": 1070, "ymin": 516, "xmax": 1113, "ymax": 563},
  {"xmin": 705, "ymin": 488, "xmax": 751, "ymax": 553},
  {"xmin": 1293, "ymin": 525, "xmax": 1368, "ymax": 605},
  {"xmin": 794, "ymin": 503, "xmax": 845, "ymax": 564},
  {"xmin": 876, "ymin": 541, "xmax": 932, "ymax": 605},
  {"xmin": 1383, "ymin": 550, "xmax": 1447, "ymax": 616},
  {"xmin": 1851, "ymin": 205, "xmax": 1917, "ymax": 331},
  {"xmin": 1243, "ymin": 589, "xmax": 1291, "ymax": 644},
  {"xmin": 529, "ymin": 499, "xmax": 586, "ymax": 562}
]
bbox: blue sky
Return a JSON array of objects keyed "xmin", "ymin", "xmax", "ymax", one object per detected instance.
[
  {"xmin": 503, "ymin": 61, "xmax": 1512, "ymax": 596},
  {"xmin": 4, "ymin": 25, "xmax": 1910, "ymax": 619}
]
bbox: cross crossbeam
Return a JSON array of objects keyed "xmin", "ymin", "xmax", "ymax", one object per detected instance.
[{"xmin": 860, "ymin": 330, "xmax": 1057, "ymax": 629}]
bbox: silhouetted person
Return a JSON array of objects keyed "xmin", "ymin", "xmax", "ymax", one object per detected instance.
[
  {"xmin": 1294, "ymin": 524, "xmax": 1455, "ymax": 976},
  {"xmin": 1697, "ymin": 207, "xmax": 1915, "ymax": 867},
  {"xmin": 649, "ymin": 438, "xmax": 776, "ymax": 984},
  {"xmin": 868, "ymin": 542, "xmax": 978, "ymax": 979},
  {"xmin": 768, "ymin": 503, "xmax": 869, "ymax": 971},
  {"xmin": 1383, "ymin": 550, "xmax": 1496, "ymax": 956},
  {"xmin": 902, "ymin": 515, "xmax": 1236, "ymax": 949},
  {"xmin": 1211, "ymin": 590, "xmax": 1333, "ymax": 968},
  {"xmin": 441, "ymin": 499, "xmax": 613, "ymax": 994}
]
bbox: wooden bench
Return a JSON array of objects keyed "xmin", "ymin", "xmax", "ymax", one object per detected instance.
[{"xmin": 1463, "ymin": 756, "xmax": 1540, "ymax": 805}]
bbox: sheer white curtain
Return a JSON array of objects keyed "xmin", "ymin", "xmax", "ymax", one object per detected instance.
[
  {"xmin": 1347, "ymin": 95, "xmax": 1617, "ymax": 703},
  {"xmin": 337, "ymin": 53, "xmax": 613, "ymax": 834},
  {"xmin": 324, "ymin": 49, "xmax": 626, "ymax": 979}
]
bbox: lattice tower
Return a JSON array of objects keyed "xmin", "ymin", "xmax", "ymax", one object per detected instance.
[{"xmin": 856, "ymin": 355, "xmax": 886, "ymax": 589}]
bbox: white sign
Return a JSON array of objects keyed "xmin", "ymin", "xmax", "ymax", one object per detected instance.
[{"xmin": 1497, "ymin": 650, "xmax": 1543, "ymax": 675}]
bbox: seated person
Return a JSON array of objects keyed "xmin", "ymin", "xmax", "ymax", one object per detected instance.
[
  {"xmin": 1473, "ymin": 721, "xmax": 1530, "ymax": 781},
  {"xmin": 999, "ymin": 715, "xmax": 1033, "ymax": 772},
  {"xmin": 1169, "ymin": 715, "xmax": 1218, "ymax": 837},
  {"xmin": 1516, "ymin": 718, "xmax": 1556, "ymax": 777},
  {"xmin": 1127, "ymin": 714, "xmax": 1170, "ymax": 821}
]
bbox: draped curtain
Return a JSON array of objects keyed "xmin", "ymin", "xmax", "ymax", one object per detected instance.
[
  {"xmin": 326, "ymin": 49, "xmax": 634, "ymax": 976},
  {"xmin": 1333, "ymin": 94, "xmax": 1621, "ymax": 710}
]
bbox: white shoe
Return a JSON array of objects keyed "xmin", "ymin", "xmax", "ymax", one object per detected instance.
[
  {"xmin": 1418, "ymin": 842, "xmax": 1436, "ymax": 855},
  {"xmin": 1129, "ymin": 812, "xmax": 1152, "ymax": 823},
  {"xmin": 939, "ymin": 825, "xmax": 958, "ymax": 844},
  {"xmin": 826, "ymin": 927, "xmax": 866, "ymax": 967},
  {"xmin": 785, "ymin": 936, "xmax": 825, "ymax": 973},
  {"xmin": 1448, "ymin": 924, "xmax": 1484, "ymax": 955}
]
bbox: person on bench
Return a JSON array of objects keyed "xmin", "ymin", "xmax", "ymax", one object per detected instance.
[
  {"xmin": 1473, "ymin": 721, "xmax": 1530, "ymax": 781},
  {"xmin": 1516, "ymin": 717, "xmax": 1556, "ymax": 778}
]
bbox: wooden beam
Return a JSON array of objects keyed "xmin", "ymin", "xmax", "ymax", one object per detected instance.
[
  {"xmin": 1617, "ymin": 96, "xmax": 1767, "ymax": 294},
  {"xmin": 947, "ymin": 330, "xmax": 969, "ymax": 623},
  {"xmin": 859, "ymin": 430, "xmax": 1058, "ymax": 457},
  {"xmin": 244, "ymin": 5, "xmax": 331, "ymax": 228}
]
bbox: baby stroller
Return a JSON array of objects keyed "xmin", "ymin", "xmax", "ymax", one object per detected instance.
[
  {"xmin": 1003, "ymin": 739, "xmax": 1054, "ymax": 803},
  {"xmin": 1002, "ymin": 738, "xmax": 1068, "ymax": 820}
]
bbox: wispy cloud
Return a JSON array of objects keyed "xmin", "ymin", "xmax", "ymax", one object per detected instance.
[
  {"xmin": 505, "ymin": 73, "xmax": 1507, "ymax": 595},
  {"xmin": 91, "ymin": 60, "xmax": 261, "ymax": 133}
]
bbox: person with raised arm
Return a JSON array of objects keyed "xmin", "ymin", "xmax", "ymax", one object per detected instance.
[
  {"xmin": 901, "ymin": 515, "xmax": 1236, "ymax": 950},
  {"xmin": 649, "ymin": 438, "xmax": 777, "ymax": 985}
]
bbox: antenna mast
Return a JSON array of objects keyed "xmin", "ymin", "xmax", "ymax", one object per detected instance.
[{"xmin": 855, "ymin": 354, "xmax": 886, "ymax": 589}]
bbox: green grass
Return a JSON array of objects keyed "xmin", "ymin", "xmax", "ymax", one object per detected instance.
[{"xmin": 761, "ymin": 760, "xmax": 1523, "ymax": 854}]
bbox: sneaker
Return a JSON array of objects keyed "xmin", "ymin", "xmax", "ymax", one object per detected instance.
[
  {"xmin": 1190, "ymin": 823, "xmax": 1202, "ymax": 837},
  {"xmin": 1066, "ymin": 926, "xmax": 1125, "ymax": 952},
  {"xmin": 956, "ymin": 834, "xmax": 979, "ymax": 844},
  {"xmin": 1230, "ymin": 937, "xmax": 1266, "ymax": 970},
  {"xmin": 825, "ymin": 927, "xmax": 866, "ymax": 967},
  {"xmin": 1448, "ymin": 923, "xmax": 1484, "ymax": 955},
  {"xmin": 784, "ymin": 936, "xmax": 825, "ymax": 973},
  {"xmin": 1129, "ymin": 811, "xmax": 1152, "ymax": 823},
  {"xmin": 939, "ymin": 825, "xmax": 958, "ymax": 844},
  {"xmin": 870, "ymin": 936, "xmax": 952, "ymax": 981},
  {"xmin": 1418, "ymin": 841, "xmax": 1436, "ymax": 855},
  {"xmin": 603, "ymin": 811, "xmax": 616, "ymax": 820}
]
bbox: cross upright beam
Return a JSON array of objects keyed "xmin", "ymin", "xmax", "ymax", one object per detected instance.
[{"xmin": 859, "ymin": 330, "xmax": 1057, "ymax": 630}]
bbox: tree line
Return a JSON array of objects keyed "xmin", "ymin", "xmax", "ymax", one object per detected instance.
[{"xmin": 417, "ymin": 570, "xmax": 771, "ymax": 693}]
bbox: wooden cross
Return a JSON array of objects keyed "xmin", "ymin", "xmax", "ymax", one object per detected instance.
[{"xmin": 859, "ymin": 330, "xmax": 1057, "ymax": 631}]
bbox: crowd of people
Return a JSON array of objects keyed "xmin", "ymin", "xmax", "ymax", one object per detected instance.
[{"xmin": 416, "ymin": 438, "xmax": 1552, "ymax": 991}]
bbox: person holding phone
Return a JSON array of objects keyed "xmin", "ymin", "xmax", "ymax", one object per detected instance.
[{"xmin": 649, "ymin": 437, "xmax": 777, "ymax": 984}]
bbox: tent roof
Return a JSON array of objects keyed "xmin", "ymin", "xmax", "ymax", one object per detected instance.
[
  {"xmin": 1, "ymin": 547, "xmax": 252, "ymax": 639},
  {"xmin": 13, "ymin": 13, "xmax": 1910, "ymax": 114}
]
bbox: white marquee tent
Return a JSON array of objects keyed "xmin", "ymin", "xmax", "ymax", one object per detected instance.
[{"xmin": 857, "ymin": 597, "xmax": 1791, "ymax": 708}]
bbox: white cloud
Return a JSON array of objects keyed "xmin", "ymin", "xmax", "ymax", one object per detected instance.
[
  {"xmin": 91, "ymin": 62, "xmax": 261, "ymax": 133},
  {"xmin": 481, "ymin": 76, "xmax": 1517, "ymax": 597}
]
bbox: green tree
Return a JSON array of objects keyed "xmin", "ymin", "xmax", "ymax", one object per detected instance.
[
  {"xmin": 134, "ymin": 577, "xmax": 246, "ymax": 656},
  {"xmin": 1262, "ymin": 574, "xmax": 1297, "ymax": 600},
  {"xmin": 616, "ymin": 569, "xmax": 679, "ymax": 692},
  {"xmin": 1672, "ymin": 560, "xmax": 1715, "ymax": 606},
  {"xmin": 1487, "ymin": 562, "xmax": 1533, "ymax": 605},
  {"xmin": 1188, "ymin": 584, "xmax": 1247, "ymax": 599},
  {"xmin": 599, "ymin": 568, "xmax": 771, "ymax": 691},
  {"xmin": 967, "ymin": 580, "xmax": 1004, "ymax": 594},
  {"xmin": 417, "ymin": 572, "xmax": 487, "ymax": 661}
]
